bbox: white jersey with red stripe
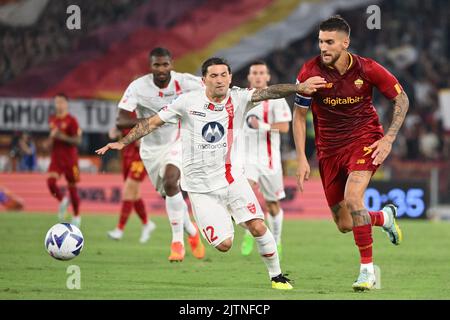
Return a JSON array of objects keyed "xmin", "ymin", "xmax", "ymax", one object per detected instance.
[
  {"xmin": 158, "ymin": 87, "xmax": 256, "ymax": 193},
  {"xmin": 118, "ymin": 71, "xmax": 203, "ymax": 158},
  {"xmin": 243, "ymin": 98, "xmax": 292, "ymax": 172}
]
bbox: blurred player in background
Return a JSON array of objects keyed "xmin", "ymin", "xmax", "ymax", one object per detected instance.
[
  {"xmin": 0, "ymin": 186, "xmax": 24, "ymax": 211},
  {"xmin": 293, "ymin": 16, "xmax": 409, "ymax": 291},
  {"xmin": 116, "ymin": 47, "xmax": 205, "ymax": 261},
  {"xmin": 240, "ymin": 61, "xmax": 292, "ymax": 259},
  {"xmin": 46, "ymin": 93, "xmax": 82, "ymax": 227},
  {"xmin": 107, "ymin": 113, "xmax": 156, "ymax": 243},
  {"xmin": 96, "ymin": 57, "xmax": 326, "ymax": 289},
  {"xmin": 17, "ymin": 132, "xmax": 37, "ymax": 172}
]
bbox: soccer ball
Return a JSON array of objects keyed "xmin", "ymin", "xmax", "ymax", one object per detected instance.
[{"xmin": 44, "ymin": 223, "xmax": 84, "ymax": 260}]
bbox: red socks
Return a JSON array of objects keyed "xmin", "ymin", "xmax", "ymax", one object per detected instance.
[
  {"xmin": 48, "ymin": 178, "xmax": 80, "ymax": 216},
  {"xmin": 134, "ymin": 199, "xmax": 148, "ymax": 225},
  {"xmin": 118, "ymin": 199, "xmax": 149, "ymax": 230},
  {"xmin": 352, "ymin": 224, "xmax": 373, "ymax": 264},
  {"xmin": 68, "ymin": 185, "xmax": 80, "ymax": 216},
  {"xmin": 369, "ymin": 211, "xmax": 384, "ymax": 226},
  {"xmin": 47, "ymin": 177, "xmax": 63, "ymax": 201},
  {"xmin": 118, "ymin": 200, "xmax": 133, "ymax": 230}
]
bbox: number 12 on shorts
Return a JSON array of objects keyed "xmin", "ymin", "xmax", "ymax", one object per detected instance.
[{"xmin": 202, "ymin": 226, "xmax": 218, "ymax": 244}]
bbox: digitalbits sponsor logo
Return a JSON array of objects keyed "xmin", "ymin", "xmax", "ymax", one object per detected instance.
[{"xmin": 202, "ymin": 122, "xmax": 225, "ymax": 143}]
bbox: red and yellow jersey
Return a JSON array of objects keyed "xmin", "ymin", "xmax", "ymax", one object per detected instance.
[
  {"xmin": 121, "ymin": 112, "xmax": 141, "ymax": 164},
  {"xmin": 295, "ymin": 53, "xmax": 403, "ymax": 159},
  {"xmin": 121, "ymin": 127, "xmax": 141, "ymax": 163},
  {"xmin": 120, "ymin": 112, "xmax": 146, "ymax": 181},
  {"xmin": 48, "ymin": 113, "xmax": 80, "ymax": 162}
]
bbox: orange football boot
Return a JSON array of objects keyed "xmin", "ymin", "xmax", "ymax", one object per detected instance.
[
  {"xmin": 168, "ymin": 241, "xmax": 185, "ymax": 262},
  {"xmin": 188, "ymin": 224, "xmax": 205, "ymax": 259}
]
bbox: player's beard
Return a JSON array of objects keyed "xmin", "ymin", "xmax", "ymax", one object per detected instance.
[
  {"xmin": 156, "ymin": 73, "xmax": 169, "ymax": 83},
  {"xmin": 213, "ymin": 90, "xmax": 227, "ymax": 100},
  {"xmin": 321, "ymin": 52, "xmax": 341, "ymax": 67}
]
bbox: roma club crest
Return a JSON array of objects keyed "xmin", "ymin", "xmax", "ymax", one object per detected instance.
[{"xmin": 354, "ymin": 78, "xmax": 364, "ymax": 89}]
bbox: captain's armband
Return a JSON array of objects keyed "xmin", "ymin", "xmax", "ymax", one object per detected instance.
[{"xmin": 294, "ymin": 94, "xmax": 312, "ymax": 109}]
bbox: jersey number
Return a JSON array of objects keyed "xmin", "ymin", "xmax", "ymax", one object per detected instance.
[{"xmin": 202, "ymin": 226, "xmax": 218, "ymax": 244}]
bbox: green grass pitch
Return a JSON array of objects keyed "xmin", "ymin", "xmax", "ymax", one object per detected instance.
[{"xmin": 1, "ymin": 212, "xmax": 450, "ymax": 299}]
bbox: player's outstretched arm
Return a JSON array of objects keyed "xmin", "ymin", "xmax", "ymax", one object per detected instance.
[
  {"xmin": 96, "ymin": 115, "xmax": 165, "ymax": 155},
  {"xmin": 370, "ymin": 91, "xmax": 409, "ymax": 165},
  {"xmin": 251, "ymin": 76, "xmax": 326, "ymax": 103}
]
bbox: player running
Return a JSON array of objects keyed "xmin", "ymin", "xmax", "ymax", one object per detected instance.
[
  {"xmin": 107, "ymin": 113, "xmax": 156, "ymax": 243},
  {"xmin": 96, "ymin": 57, "xmax": 326, "ymax": 290},
  {"xmin": 240, "ymin": 61, "xmax": 292, "ymax": 259},
  {"xmin": 116, "ymin": 47, "xmax": 205, "ymax": 261},
  {"xmin": 293, "ymin": 16, "xmax": 409, "ymax": 291},
  {"xmin": 46, "ymin": 93, "xmax": 82, "ymax": 227}
]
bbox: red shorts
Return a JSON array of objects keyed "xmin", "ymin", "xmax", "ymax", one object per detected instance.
[
  {"xmin": 318, "ymin": 140, "xmax": 380, "ymax": 207},
  {"xmin": 48, "ymin": 160, "xmax": 80, "ymax": 184},
  {"xmin": 123, "ymin": 159, "xmax": 147, "ymax": 182}
]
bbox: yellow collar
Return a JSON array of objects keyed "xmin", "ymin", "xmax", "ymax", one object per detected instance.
[{"xmin": 327, "ymin": 52, "xmax": 353, "ymax": 71}]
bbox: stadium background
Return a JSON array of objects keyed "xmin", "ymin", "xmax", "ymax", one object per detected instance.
[{"xmin": 0, "ymin": 0, "xmax": 450, "ymax": 301}]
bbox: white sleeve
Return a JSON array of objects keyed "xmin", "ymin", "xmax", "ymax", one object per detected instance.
[
  {"xmin": 181, "ymin": 73, "xmax": 204, "ymax": 92},
  {"xmin": 157, "ymin": 95, "xmax": 185, "ymax": 124},
  {"xmin": 272, "ymin": 99, "xmax": 292, "ymax": 123},
  {"xmin": 232, "ymin": 86, "xmax": 256, "ymax": 113},
  {"xmin": 118, "ymin": 82, "xmax": 138, "ymax": 112}
]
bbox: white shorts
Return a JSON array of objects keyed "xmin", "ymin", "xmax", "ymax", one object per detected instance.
[
  {"xmin": 188, "ymin": 176, "xmax": 264, "ymax": 247},
  {"xmin": 141, "ymin": 140, "xmax": 182, "ymax": 195},
  {"xmin": 244, "ymin": 164, "xmax": 286, "ymax": 202}
]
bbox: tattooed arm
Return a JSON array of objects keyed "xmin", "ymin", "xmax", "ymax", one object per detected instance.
[
  {"xmin": 250, "ymin": 76, "xmax": 326, "ymax": 103},
  {"xmin": 369, "ymin": 91, "xmax": 409, "ymax": 165},
  {"xmin": 385, "ymin": 91, "xmax": 410, "ymax": 142},
  {"xmin": 96, "ymin": 115, "xmax": 165, "ymax": 154},
  {"xmin": 251, "ymin": 84, "xmax": 298, "ymax": 102},
  {"xmin": 119, "ymin": 115, "xmax": 165, "ymax": 146}
]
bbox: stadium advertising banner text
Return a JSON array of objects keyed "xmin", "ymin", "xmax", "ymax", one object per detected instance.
[
  {"xmin": 0, "ymin": 98, "xmax": 117, "ymax": 133},
  {"xmin": 1, "ymin": 173, "xmax": 429, "ymax": 219}
]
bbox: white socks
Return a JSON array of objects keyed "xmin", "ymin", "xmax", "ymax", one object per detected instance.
[
  {"xmin": 382, "ymin": 209, "xmax": 390, "ymax": 228},
  {"xmin": 166, "ymin": 192, "xmax": 197, "ymax": 242},
  {"xmin": 165, "ymin": 192, "xmax": 185, "ymax": 243},
  {"xmin": 254, "ymin": 229, "xmax": 281, "ymax": 278},
  {"xmin": 183, "ymin": 204, "xmax": 197, "ymax": 237},
  {"xmin": 266, "ymin": 209, "xmax": 283, "ymax": 244},
  {"xmin": 361, "ymin": 262, "xmax": 374, "ymax": 274}
]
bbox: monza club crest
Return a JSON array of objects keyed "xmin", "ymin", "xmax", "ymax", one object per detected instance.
[{"xmin": 247, "ymin": 203, "xmax": 256, "ymax": 214}]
